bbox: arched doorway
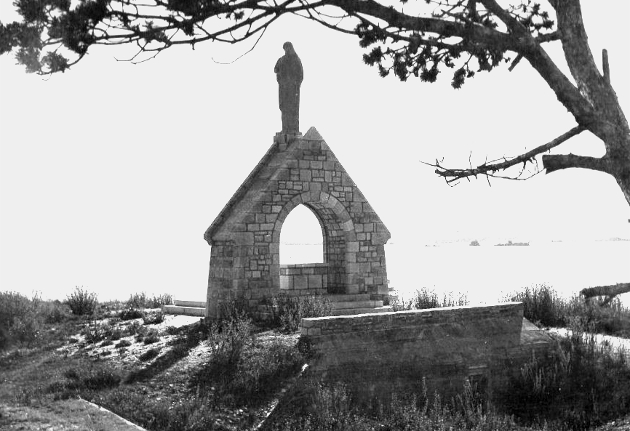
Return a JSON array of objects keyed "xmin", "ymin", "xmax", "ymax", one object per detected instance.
[{"xmin": 279, "ymin": 204, "xmax": 325, "ymax": 264}]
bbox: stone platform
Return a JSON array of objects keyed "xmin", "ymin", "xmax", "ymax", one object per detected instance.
[
  {"xmin": 162, "ymin": 300, "xmax": 206, "ymax": 317},
  {"xmin": 163, "ymin": 294, "xmax": 392, "ymax": 318}
]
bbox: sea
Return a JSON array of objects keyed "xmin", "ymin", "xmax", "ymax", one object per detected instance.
[{"xmin": 281, "ymin": 240, "xmax": 630, "ymax": 306}]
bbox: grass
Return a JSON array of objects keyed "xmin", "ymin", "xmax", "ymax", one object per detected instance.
[
  {"xmin": 266, "ymin": 321, "xmax": 630, "ymax": 431},
  {"xmin": 3, "ymin": 287, "xmax": 630, "ymax": 431},
  {"xmin": 500, "ymin": 325, "xmax": 630, "ymax": 429},
  {"xmin": 391, "ymin": 286, "xmax": 469, "ymax": 311}
]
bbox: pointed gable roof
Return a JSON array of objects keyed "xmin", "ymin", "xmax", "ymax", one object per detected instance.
[{"xmin": 204, "ymin": 127, "xmax": 390, "ymax": 244}]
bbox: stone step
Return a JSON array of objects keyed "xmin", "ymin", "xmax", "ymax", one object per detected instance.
[
  {"xmin": 163, "ymin": 305, "xmax": 205, "ymax": 316},
  {"xmin": 331, "ymin": 300, "xmax": 383, "ymax": 310},
  {"xmin": 332, "ymin": 306, "xmax": 393, "ymax": 316},
  {"xmin": 327, "ymin": 294, "xmax": 371, "ymax": 302},
  {"xmin": 174, "ymin": 300, "xmax": 206, "ymax": 308}
]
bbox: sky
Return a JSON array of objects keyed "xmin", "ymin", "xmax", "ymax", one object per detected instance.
[{"xmin": 1, "ymin": 1, "xmax": 629, "ymax": 301}]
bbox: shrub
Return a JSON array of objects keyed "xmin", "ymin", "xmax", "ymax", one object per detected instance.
[
  {"xmin": 226, "ymin": 340, "xmax": 305, "ymax": 406},
  {"xmin": 267, "ymin": 378, "xmax": 527, "ymax": 431},
  {"xmin": 143, "ymin": 328, "xmax": 160, "ymax": 344},
  {"xmin": 194, "ymin": 319, "xmax": 306, "ymax": 408},
  {"xmin": 506, "ymin": 284, "xmax": 630, "ymax": 336},
  {"xmin": 82, "ymin": 369, "xmax": 122, "ymax": 391},
  {"xmin": 81, "ymin": 321, "xmax": 106, "ymax": 344},
  {"xmin": 142, "ymin": 310, "xmax": 164, "ymax": 325},
  {"xmin": 93, "ymin": 390, "xmax": 219, "ymax": 431},
  {"xmin": 100, "ymin": 339, "xmax": 113, "ymax": 347},
  {"xmin": 0, "ymin": 291, "xmax": 45, "ymax": 349},
  {"xmin": 392, "ymin": 287, "xmax": 469, "ymax": 311},
  {"xmin": 139, "ymin": 347, "xmax": 161, "ymax": 361},
  {"xmin": 8, "ymin": 315, "xmax": 42, "ymax": 347},
  {"xmin": 499, "ymin": 323, "xmax": 630, "ymax": 429},
  {"xmin": 66, "ymin": 287, "xmax": 98, "ymax": 316},
  {"xmin": 48, "ymin": 366, "xmax": 122, "ymax": 399},
  {"xmin": 507, "ymin": 284, "xmax": 569, "ymax": 327},
  {"xmin": 207, "ymin": 316, "xmax": 253, "ymax": 372},
  {"xmin": 109, "ymin": 327, "xmax": 123, "ymax": 341},
  {"xmin": 41, "ymin": 300, "xmax": 71, "ymax": 323},
  {"xmin": 118, "ymin": 308, "xmax": 144, "ymax": 321},
  {"xmin": 125, "ymin": 320, "xmax": 143, "ymax": 336},
  {"xmin": 126, "ymin": 292, "xmax": 148, "ymax": 309},
  {"xmin": 148, "ymin": 293, "xmax": 173, "ymax": 308},
  {"xmin": 116, "ymin": 339, "xmax": 132, "ymax": 348},
  {"xmin": 270, "ymin": 295, "xmax": 333, "ymax": 333}
]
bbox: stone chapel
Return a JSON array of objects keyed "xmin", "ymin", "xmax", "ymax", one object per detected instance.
[{"xmin": 203, "ymin": 43, "xmax": 391, "ymax": 318}]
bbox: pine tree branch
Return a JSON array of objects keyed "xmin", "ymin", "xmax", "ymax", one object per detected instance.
[
  {"xmin": 542, "ymin": 153, "xmax": 609, "ymax": 174},
  {"xmin": 427, "ymin": 125, "xmax": 585, "ymax": 184}
]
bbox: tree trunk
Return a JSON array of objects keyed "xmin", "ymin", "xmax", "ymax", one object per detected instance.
[{"xmin": 581, "ymin": 283, "xmax": 630, "ymax": 305}]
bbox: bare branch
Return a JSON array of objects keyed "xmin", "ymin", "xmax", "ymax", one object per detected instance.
[
  {"xmin": 542, "ymin": 153, "xmax": 610, "ymax": 175},
  {"xmin": 426, "ymin": 125, "xmax": 585, "ymax": 183}
]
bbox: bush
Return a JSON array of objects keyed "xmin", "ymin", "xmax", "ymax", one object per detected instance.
[
  {"xmin": 206, "ymin": 316, "xmax": 253, "ymax": 373},
  {"xmin": 270, "ymin": 295, "xmax": 333, "ymax": 333},
  {"xmin": 148, "ymin": 293, "xmax": 173, "ymax": 308},
  {"xmin": 109, "ymin": 327, "xmax": 123, "ymax": 341},
  {"xmin": 392, "ymin": 287, "xmax": 469, "ymax": 311},
  {"xmin": 92, "ymin": 390, "xmax": 219, "ymax": 431},
  {"xmin": 139, "ymin": 347, "xmax": 161, "ymax": 361},
  {"xmin": 0, "ymin": 291, "xmax": 61, "ymax": 349},
  {"xmin": 41, "ymin": 300, "xmax": 71, "ymax": 323},
  {"xmin": 143, "ymin": 328, "xmax": 160, "ymax": 344},
  {"xmin": 507, "ymin": 284, "xmax": 570, "ymax": 327},
  {"xmin": 81, "ymin": 321, "xmax": 106, "ymax": 344},
  {"xmin": 48, "ymin": 366, "xmax": 122, "ymax": 399},
  {"xmin": 125, "ymin": 320, "xmax": 143, "ymax": 336},
  {"xmin": 507, "ymin": 284, "xmax": 630, "ymax": 336},
  {"xmin": 66, "ymin": 287, "xmax": 98, "ymax": 316},
  {"xmin": 116, "ymin": 339, "xmax": 132, "ymax": 348},
  {"xmin": 267, "ymin": 378, "xmax": 528, "ymax": 431},
  {"xmin": 194, "ymin": 317, "xmax": 306, "ymax": 408},
  {"xmin": 126, "ymin": 292, "xmax": 148, "ymax": 309},
  {"xmin": 500, "ymin": 323, "xmax": 630, "ymax": 429},
  {"xmin": 119, "ymin": 308, "xmax": 144, "ymax": 321},
  {"xmin": 143, "ymin": 310, "xmax": 164, "ymax": 325}
]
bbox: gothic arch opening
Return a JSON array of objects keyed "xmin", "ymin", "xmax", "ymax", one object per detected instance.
[{"xmin": 279, "ymin": 204, "xmax": 325, "ymax": 264}]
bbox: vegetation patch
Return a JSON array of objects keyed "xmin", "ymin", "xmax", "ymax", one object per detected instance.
[
  {"xmin": 139, "ymin": 347, "xmax": 161, "ymax": 362},
  {"xmin": 507, "ymin": 283, "xmax": 630, "ymax": 337},
  {"xmin": 392, "ymin": 287, "xmax": 469, "ymax": 311},
  {"xmin": 65, "ymin": 287, "xmax": 98, "ymax": 316},
  {"xmin": 267, "ymin": 295, "xmax": 333, "ymax": 333}
]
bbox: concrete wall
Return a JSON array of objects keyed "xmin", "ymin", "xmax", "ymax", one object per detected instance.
[{"xmin": 300, "ymin": 302, "xmax": 552, "ymax": 400}]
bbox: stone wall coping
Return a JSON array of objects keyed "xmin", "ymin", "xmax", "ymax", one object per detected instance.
[
  {"xmin": 302, "ymin": 302, "xmax": 523, "ymax": 324},
  {"xmin": 280, "ymin": 263, "xmax": 329, "ymax": 269}
]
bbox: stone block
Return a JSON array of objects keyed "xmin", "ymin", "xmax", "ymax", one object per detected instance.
[
  {"xmin": 308, "ymin": 275, "xmax": 323, "ymax": 289},
  {"xmin": 280, "ymin": 275, "xmax": 292, "ymax": 290},
  {"xmin": 294, "ymin": 275, "xmax": 308, "ymax": 290}
]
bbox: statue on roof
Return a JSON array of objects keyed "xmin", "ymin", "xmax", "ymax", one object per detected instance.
[{"xmin": 274, "ymin": 42, "xmax": 303, "ymax": 134}]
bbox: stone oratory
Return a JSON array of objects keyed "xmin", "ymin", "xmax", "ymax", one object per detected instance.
[
  {"xmin": 203, "ymin": 42, "xmax": 390, "ymax": 318},
  {"xmin": 204, "ymin": 127, "xmax": 391, "ymax": 318}
]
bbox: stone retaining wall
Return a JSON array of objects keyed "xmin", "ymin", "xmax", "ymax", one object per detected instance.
[{"xmin": 300, "ymin": 302, "xmax": 552, "ymax": 399}]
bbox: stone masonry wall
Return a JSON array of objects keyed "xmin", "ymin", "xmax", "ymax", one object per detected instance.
[
  {"xmin": 279, "ymin": 263, "xmax": 328, "ymax": 295},
  {"xmin": 205, "ymin": 129, "xmax": 391, "ymax": 318},
  {"xmin": 300, "ymin": 303, "xmax": 535, "ymax": 399}
]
